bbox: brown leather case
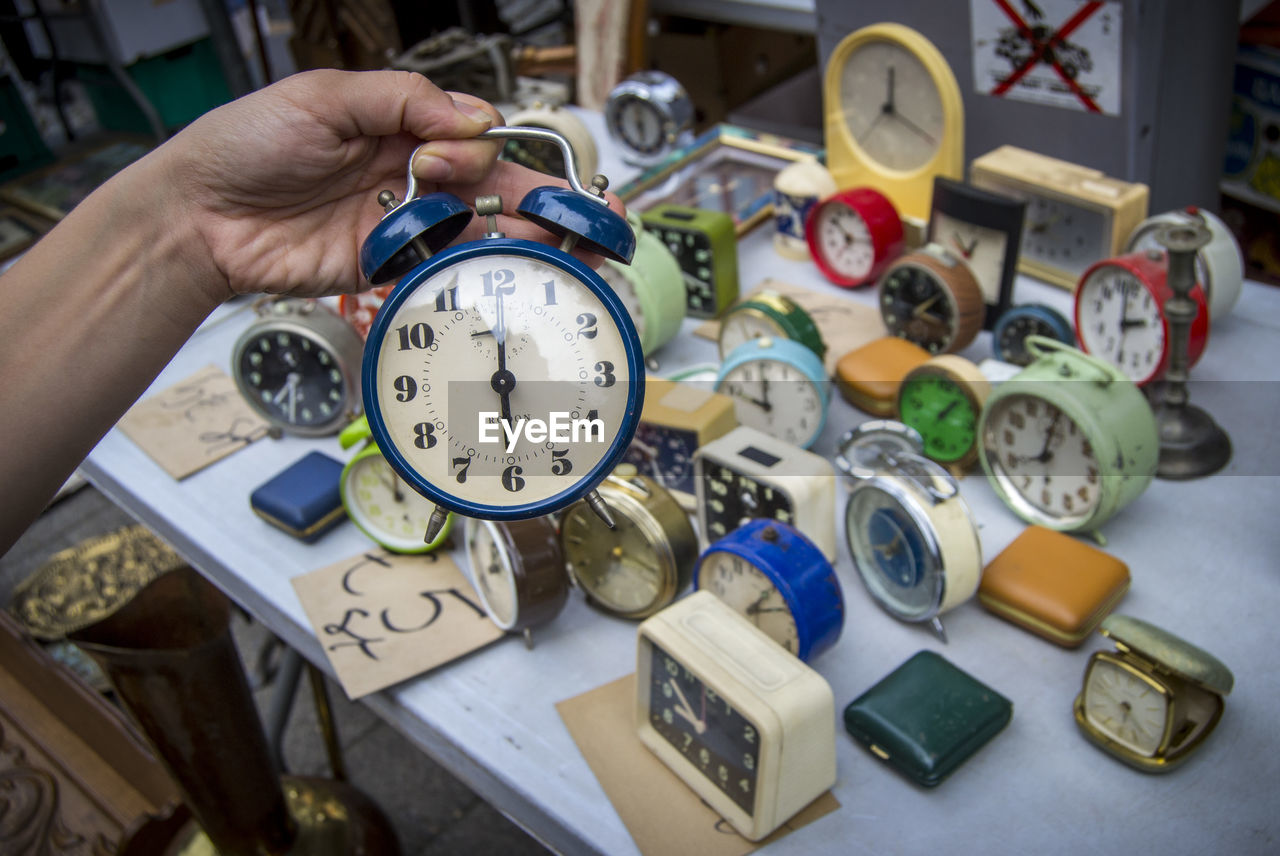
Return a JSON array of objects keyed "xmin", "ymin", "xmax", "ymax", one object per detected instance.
[
  {"xmin": 978, "ymin": 526, "xmax": 1130, "ymax": 647},
  {"xmin": 835, "ymin": 337, "xmax": 932, "ymax": 416}
]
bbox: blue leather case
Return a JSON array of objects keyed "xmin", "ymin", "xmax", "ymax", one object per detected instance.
[{"xmin": 249, "ymin": 451, "xmax": 346, "ymax": 543}]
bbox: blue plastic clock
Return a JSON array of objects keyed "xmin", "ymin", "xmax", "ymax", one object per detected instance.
[
  {"xmin": 714, "ymin": 337, "xmax": 830, "ymax": 449},
  {"xmin": 359, "ymin": 127, "xmax": 644, "ymax": 542},
  {"xmin": 992, "ymin": 303, "xmax": 1073, "ymax": 367},
  {"xmin": 694, "ymin": 518, "xmax": 844, "ymax": 662}
]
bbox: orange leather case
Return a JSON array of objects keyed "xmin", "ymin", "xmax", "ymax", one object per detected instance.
[
  {"xmin": 979, "ymin": 526, "xmax": 1130, "ymax": 648},
  {"xmin": 835, "ymin": 337, "xmax": 932, "ymax": 416}
]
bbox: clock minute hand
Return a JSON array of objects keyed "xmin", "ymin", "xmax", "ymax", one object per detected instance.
[
  {"xmin": 489, "ymin": 289, "xmax": 517, "ymax": 446},
  {"xmin": 668, "ymin": 678, "xmax": 706, "ymax": 734}
]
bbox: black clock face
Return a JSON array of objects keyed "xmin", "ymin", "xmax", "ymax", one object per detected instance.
[
  {"xmin": 996, "ymin": 313, "xmax": 1056, "ymax": 365},
  {"xmin": 700, "ymin": 452, "xmax": 794, "ymax": 542},
  {"xmin": 237, "ymin": 329, "xmax": 348, "ymax": 429},
  {"xmin": 644, "ymin": 223, "xmax": 716, "ymax": 315},
  {"xmin": 624, "ymin": 424, "xmax": 698, "ymax": 495},
  {"xmin": 880, "ymin": 265, "xmax": 955, "ymax": 353},
  {"xmin": 647, "ymin": 641, "xmax": 760, "ymax": 815}
]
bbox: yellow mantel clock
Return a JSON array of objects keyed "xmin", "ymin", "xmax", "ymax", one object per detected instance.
[{"xmin": 823, "ymin": 23, "xmax": 963, "ymax": 221}]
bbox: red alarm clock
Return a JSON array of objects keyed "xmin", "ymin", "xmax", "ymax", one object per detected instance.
[
  {"xmin": 805, "ymin": 187, "xmax": 904, "ymax": 288},
  {"xmin": 1074, "ymin": 250, "xmax": 1209, "ymax": 387},
  {"xmin": 338, "ymin": 285, "xmax": 394, "ymax": 340}
]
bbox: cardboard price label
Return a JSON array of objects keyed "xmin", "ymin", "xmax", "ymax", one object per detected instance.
[{"xmin": 292, "ymin": 549, "xmax": 504, "ymax": 699}]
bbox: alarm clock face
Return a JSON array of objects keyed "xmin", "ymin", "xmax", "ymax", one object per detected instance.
[
  {"xmin": 697, "ymin": 550, "xmax": 800, "ymax": 654},
  {"xmin": 846, "ymin": 485, "xmax": 939, "ymax": 619},
  {"xmin": 1080, "ymin": 657, "xmax": 1169, "ymax": 758},
  {"xmin": 716, "ymin": 356, "xmax": 825, "ymax": 447},
  {"xmin": 897, "ymin": 372, "xmax": 979, "ymax": 465},
  {"xmin": 982, "ymin": 394, "xmax": 1101, "ymax": 525},
  {"xmin": 236, "ymin": 328, "xmax": 351, "ymax": 432},
  {"xmin": 611, "ymin": 95, "xmax": 667, "ymax": 156},
  {"xmin": 994, "ymin": 305, "xmax": 1073, "ymax": 366},
  {"xmin": 701, "ymin": 460, "xmax": 793, "ymax": 543},
  {"xmin": 651, "ymin": 224, "xmax": 718, "ymax": 316},
  {"xmin": 561, "ymin": 499, "xmax": 669, "ymax": 617},
  {"xmin": 1019, "ymin": 196, "xmax": 1109, "ymax": 281},
  {"xmin": 879, "ymin": 263, "xmax": 955, "ymax": 353},
  {"xmin": 838, "ymin": 40, "xmax": 943, "ymax": 171},
  {"xmin": 464, "ymin": 519, "xmax": 519, "ymax": 628},
  {"xmin": 646, "ymin": 641, "xmax": 761, "ymax": 815},
  {"xmin": 1075, "ymin": 266, "xmax": 1165, "ymax": 383},
  {"xmin": 624, "ymin": 423, "xmax": 697, "ymax": 495},
  {"xmin": 368, "ymin": 249, "xmax": 638, "ymax": 517},
  {"xmin": 719, "ymin": 309, "xmax": 786, "ymax": 359},
  {"xmin": 812, "ymin": 201, "xmax": 875, "ymax": 282},
  {"xmin": 343, "ymin": 453, "xmax": 445, "ymax": 551},
  {"xmin": 932, "ymin": 214, "xmax": 1010, "ymax": 306}
]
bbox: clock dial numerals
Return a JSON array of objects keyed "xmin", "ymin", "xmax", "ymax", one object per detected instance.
[
  {"xmin": 881, "ymin": 265, "xmax": 954, "ymax": 353},
  {"xmin": 561, "ymin": 501, "xmax": 664, "ymax": 615},
  {"xmin": 698, "ymin": 553, "xmax": 800, "ymax": 655},
  {"xmin": 701, "ymin": 465, "xmax": 793, "ymax": 542},
  {"xmin": 624, "ymin": 425, "xmax": 697, "ymax": 495},
  {"xmin": 1019, "ymin": 196, "xmax": 1108, "ymax": 278},
  {"xmin": 814, "ymin": 204, "xmax": 874, "ymax": 281},
  {"xmin": 840, "ymin": 42, "xmax": 943, "ymax": 170},
  {"xmin": 898, "ymin": 374, "xmax": 978, "ymax": 464},
  {"xmin": 1083, "ymin": 658, "xmax": 1169, "ymax": 758},
  {"xmin": 648, "ymin": 642, "xmax": 761, "ymax": 815},
  {"xmin": 374, "ymin": 255, "xmax": 632, "ymax": 511},
  {"xmin": 347, "ymin": 456, "xmax": 442, "ymax": 545},
  {"xmin": 846, "ymin": 485, "xmax": 937, "ymax": 618},
  {"xmin": 1076, "ymin": 268, "xmax": 1165, "ymax": 383},
  {"xmin": 931, "ymin": 213, "xmax": 1008, "ymax": 305},
  {"xmin": 648, "ymin": 227, "xmax": 716, "ymax": 315},
  {"xmin": 717, "ymin": 359, "xmax": 824, "ymax": 446},
  {"xmin": 238, "ymin": 331, "xmax": 345, "ymax": 429},
  {"xmin": 464, "ymin": 520, "xmax": 519, "ymax": 627},
  {"xmin": 982, "ymin": 395, "xmax": 1101, "ymax": 523}
]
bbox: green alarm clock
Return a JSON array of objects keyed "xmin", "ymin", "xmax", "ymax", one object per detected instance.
[
  {"xmin": 600, "ymin": 211, "xmax": 686, "ymax": 355},
  {"xmin": 896, "ymin": 355, "xmax": 991, "ymax": 472},
  {"xmin": 641, "ymin": 203, "xmax": 739, "ymax": 318},
  {"xmin": 718, "ymin": 291, "xmax": 826, "ymax": 362},
  {"xmin": 978, "ymin": 336, "xmax": 1158, "ymax": 537},
  {"xmin": 338, "ymin": 415, "xmax": 454, "ymax": 553}
]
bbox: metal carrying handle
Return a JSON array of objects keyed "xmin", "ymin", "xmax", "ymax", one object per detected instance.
[
  {"xmin": 393, "ymin": 126, "xmax": 607, "ymax": 214},
  {"xmin": 893, "ymin": 453, "xmax": 960, "ymax": 505},
  {"xmin": 1024, "ymin": 334, "xmax": 1114, "ymax": 388}
]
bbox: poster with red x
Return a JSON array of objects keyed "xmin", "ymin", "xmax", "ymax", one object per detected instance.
[{"xmin": 971, "ymin": 0, "xmax": 1122, "ymax": 116}]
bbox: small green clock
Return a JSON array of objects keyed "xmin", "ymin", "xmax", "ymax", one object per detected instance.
[
  {"xmin": 599, "ymin": 211, "xmax": 686, "ymax": 355},
  {"xmin": 641, "ymin": 203, "xmax": 739, "ymax": 318},
  {"xmin": 896, "ymin": 355, "xmax": 991, "ymax": 472},
  {"xmin": 338, "ymin": 415, "xmax": 454, "ymax": 553},
  {"xmin": 718, "ymin": 291, "xmax": 826, "ymax": 362},
  {"xmin": 979, "ymin": 337, "xmax": 1159, "ymax": 537}
]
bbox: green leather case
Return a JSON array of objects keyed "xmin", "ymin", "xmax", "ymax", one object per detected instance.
[{"xmin": 843, "ymin": 650, "xmax": 1012, "ymax": 787}]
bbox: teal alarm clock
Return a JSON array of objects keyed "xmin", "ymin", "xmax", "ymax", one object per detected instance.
[
  {"xmin": 715, "ymin": 337, "xmax": 830, "ymax": 449},
  {"xmin": 694, "ymin": 518, "xmax": 844, "ymax": 662},
  {"xmin": 359, "ymin": 128, "xmax": 643, "ymax": 544},
  {"xmin": 641, "ymin": 203, "xmax": 739, "ymax": 318},
  {"xmin": 978, "ymin": 336, "xmax": 1159, "ymax": 537},
  {"xmin": 599, "ymin": 211, "xmax": 686, "ymax": 355}
]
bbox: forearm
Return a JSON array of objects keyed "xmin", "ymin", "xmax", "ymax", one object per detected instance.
[{"xmin": 0, "ymin": 145, "xmax": 225, "ymax": 555}]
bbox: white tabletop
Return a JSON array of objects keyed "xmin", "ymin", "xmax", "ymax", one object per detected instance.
[{"xmin": 82, "ymin": 115, "xmax": 1280, "ymax": 855}]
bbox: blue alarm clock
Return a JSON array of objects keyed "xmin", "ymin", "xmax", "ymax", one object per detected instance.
[
  {"xmin": 694, "ymin": 518, "xmax": 843, "ymax": 662},
  {"xmin": 991, "ymin": 303, "xmax": 1073, "ymax": 367},
  {"xmin": 714, "ymin": 337, "xmax": 830, "ymax": 449},
  {"xmin": 360, "ymin": 127, "xmax": 644, "ymax": 543}
]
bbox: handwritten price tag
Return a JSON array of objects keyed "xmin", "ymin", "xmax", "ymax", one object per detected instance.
[
  {"xmin": 292, "ymin": 550, "xmax": 504, "ymax": 699},
  {"xmin": 117, "ymin": 364, "xmax": 270, "ymax": 479}
]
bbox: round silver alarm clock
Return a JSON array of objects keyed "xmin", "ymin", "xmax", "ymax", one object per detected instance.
[{"xmin": 605, "ymin": 71, "xmax": 695, "ymax": 167}]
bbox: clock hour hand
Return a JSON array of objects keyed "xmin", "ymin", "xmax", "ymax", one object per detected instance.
[
  {"xmin": 668, "ymin": 678, "xmax": 706, "ymax": 734},
  {"xmin": 952, "ymin": 231, "xmax": 978, "ymax": 259}
]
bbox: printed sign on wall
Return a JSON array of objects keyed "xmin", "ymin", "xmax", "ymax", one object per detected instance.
[{"xmin": 971, "ymin": 0, "xmax": 1123, "ymax": 116}]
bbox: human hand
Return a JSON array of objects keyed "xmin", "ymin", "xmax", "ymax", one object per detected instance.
[{"xmin": 155, "ymin": 68, "xmax": 621, "ymax": 302}]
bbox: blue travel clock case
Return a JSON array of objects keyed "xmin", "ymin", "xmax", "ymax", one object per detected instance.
[
  {"xmin": 249, "ymin": 451, "xmax": 347, "ymax": 543},
  {"xmin": 693, "ymin": 518, "xmax": 844, "ymax": 662}
]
